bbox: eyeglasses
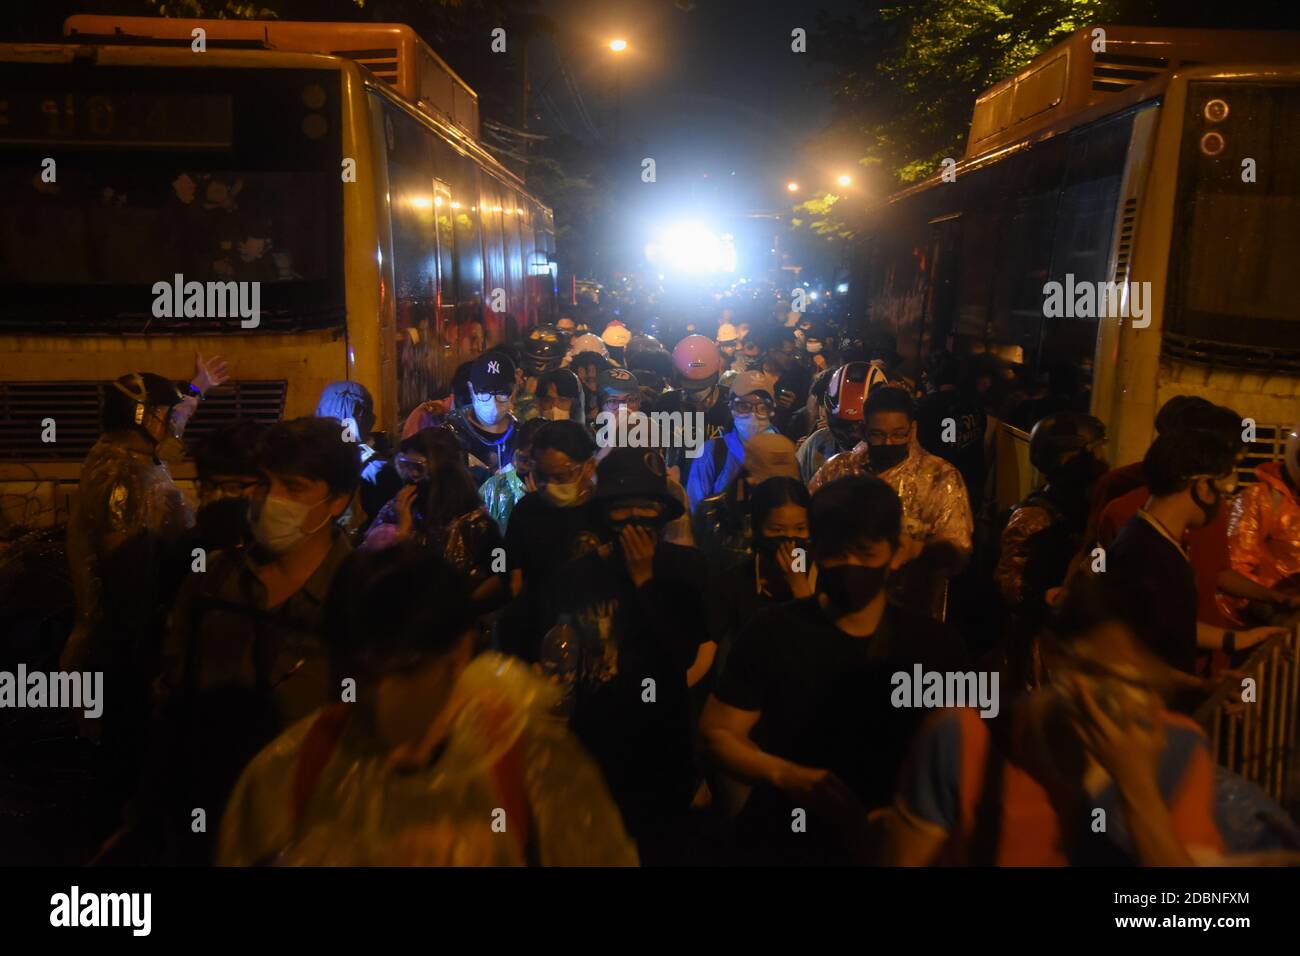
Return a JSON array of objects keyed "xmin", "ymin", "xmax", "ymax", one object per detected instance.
[
  {"xmin": 476, "ymin": 390, "xmax": 513, "ymax": 402},
  {"xmin": 731, "ymin": 399, "xmax": 773, "ymax": 417},
  {"xmin": 535, "ymin": 461, "xmax": 584, "ymax": 485},
  {"xmin": 395, "ymin": 454, "xmax": 429, "ymax": 479}
]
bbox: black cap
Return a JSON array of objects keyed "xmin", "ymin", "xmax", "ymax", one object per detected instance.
[
  {"xmin": 594, "ymin": 447, "xmax": 685, "ymax": 520},
  {"xmin": 469, "ymin": 351, "xmax": 516, "ymax": 393}
]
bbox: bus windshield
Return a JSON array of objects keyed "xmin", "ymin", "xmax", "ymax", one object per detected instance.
[
  {"xmin": 1165, "ymin": 81, "xmax": 1300, "ymax": 359},
  {"xmin": 0, "ymin": 62, "xmax": 345, "ymax": 332}
]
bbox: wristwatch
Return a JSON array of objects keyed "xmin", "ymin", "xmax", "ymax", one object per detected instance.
[{"xmin": 1222, "ymin": 630, "xmax": 1237, "ymax": 654}]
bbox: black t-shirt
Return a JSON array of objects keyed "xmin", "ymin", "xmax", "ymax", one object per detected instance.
[
  {"xmin": 1107, "ymin": 512, "xmax": 1198, "ymax": 675},
  {"xmin": 503, "ymin": 492, "xmax": 605, "ymax": 587},
  {"xmin": 715, "ymin": 597, "xmax": 968, "ymax": 861},
  {"xmin": 916, "ymin": 390, "xmax": 987, "ymax": 505},
  {"xmin": 543, "ymin": 542, "xmax": 711, "ymax": 835}
]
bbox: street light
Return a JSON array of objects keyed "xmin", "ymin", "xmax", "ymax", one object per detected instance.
[
  {"xmin": 836, "ymin": 173, "xmax": 852, "ymax": 187},
  {"xmin": 605, "ymin": 38, "xmax": 630, "ymax": 144},
  {"xmin": 786, "ymin": 181, "xmax": 799, "ymax": 193}
]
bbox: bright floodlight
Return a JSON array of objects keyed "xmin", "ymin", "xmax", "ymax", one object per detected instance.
[
  {"xmin": 609, "ymin": 38, "xmax": 628, "ymax": 52},
  {"xmin": 786, "ymin": 181, "xmax": 799, "ymax": 192},
  {"xmin": 836, "ymin": 174, "xmax": 852, "ymax": 187},
  {"xmin": 645, "ymin": 222, "xmax": 736, "ymax": 273}
]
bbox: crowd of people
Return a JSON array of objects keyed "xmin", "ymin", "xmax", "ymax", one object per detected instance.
[{"xmin": 34, "ymin": 285, "xmax": 1300, "ymax": 866}]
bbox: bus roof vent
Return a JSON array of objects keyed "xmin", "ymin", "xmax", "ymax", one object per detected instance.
[
  {"xmin": 966, "ymin": 25, "xmax": 1300, "ymax": 159},
  {"xmin": 63, "ymin": 15, "xmax": 480, "ymax": 140}
]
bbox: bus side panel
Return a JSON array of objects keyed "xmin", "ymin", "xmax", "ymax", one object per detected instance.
[{"xmin": 342, "ymin": 70, "xmax": 392, "ymax": 435}]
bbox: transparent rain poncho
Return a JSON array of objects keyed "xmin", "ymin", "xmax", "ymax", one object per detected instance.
[{"xmin": 218, "ymin": 653, "xmax": 639, "ymax": 866}]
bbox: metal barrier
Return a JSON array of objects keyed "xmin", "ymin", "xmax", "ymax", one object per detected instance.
[{"xmin": 1194, "ymin": 618, "xmax": 1300, "ymax": 816}]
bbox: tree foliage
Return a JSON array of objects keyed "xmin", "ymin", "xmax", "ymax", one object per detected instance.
[{"xmin": 799, "ymin": 0, "xmax": 1300, "ymax": 240}]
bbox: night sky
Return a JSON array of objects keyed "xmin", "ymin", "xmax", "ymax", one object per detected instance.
[{"xmin": 533, "ymin": 0, "xmax": 863, "ymax": 217}]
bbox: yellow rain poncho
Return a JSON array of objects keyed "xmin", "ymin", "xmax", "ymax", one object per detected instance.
[{"xmin": 217, "ymin": 652, "xmax": 639, "ymax": 866}]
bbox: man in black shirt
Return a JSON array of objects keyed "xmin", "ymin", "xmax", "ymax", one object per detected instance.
[
  {"xmin": 1108, "ymin": 429, "xmax": 1282, "ymax": 685},
  {"xmin": 702, "ymin": 474, "xmax": 968, "ymax": 865},
  {"xmin": 539, "ymin": 447, "xmax": 712, "ymax": 862}
]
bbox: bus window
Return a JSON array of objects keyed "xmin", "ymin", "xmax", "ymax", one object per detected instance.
[
  {"xmin": 989, "ymin": 133, "xmax": 1068, "ymax": 371},
  {"xmin": 503, "ymin": 188, "xmax": 524, "ymax": 325},
  {"xmin": 1165, "ymin": 81, "xmax": 1300, "ymax": 360},
  {"xmin": 381, "ymin": 102, "xmax": 439, "ymax": 413},
  {"xmin": 448, "ymin": 156, "xmax": 482, "ymax": 312},
  {"xmin": 1038, "ymin": 111, "xmax": 1135, "ymax": 378},
  {"xmin": 479, "ymin": 177, "xmax": 506, "ymax": 345},
  {"xmin": 0, "ymin": 64, "xmax": 344, "ymax": 332}
]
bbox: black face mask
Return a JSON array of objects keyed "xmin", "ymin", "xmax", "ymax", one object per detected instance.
[
  {"xmin": 1191, "ymin": 479, "xmax": 1222, "ymax": 524},
  {"xmin": 868, "ymin": 442, "xmax": 909, "ymax": 473},
  {"xmin": 753, "ymin": 534, "xmax": 810, "ymax": 558},
  {"xmin": 818, "ymin": 563, "xmax": 889, "ymax": 613},
  {"xmin": 1056, "ymin": 451, "xmax": 1105, "ymax": 489},
  {"xmin": 196, "ymin": 497, "xmax": 250, "ymax": 551}
]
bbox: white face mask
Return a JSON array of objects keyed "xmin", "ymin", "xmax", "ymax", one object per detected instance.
[
  {"xmin": 733, "ymin": 414, "xmax": 766, "ymax": 442},
  {"xmin": 541, "ymin": 481, "xmax": 582, "ymax": 507},
  {"xmin": 473, "ymin": 396, "xmax": 502, "ymax": 426},
  {"xmin": 251, "ymin": 493, "xmax": 333, "ymax": 555},
  {"xmin": 542, "ymin": 406, "xmax": 571, "ymax": 421},
  {"xmin": 806, "ymin": 342, "xmax": 823, "ymax": 355}
]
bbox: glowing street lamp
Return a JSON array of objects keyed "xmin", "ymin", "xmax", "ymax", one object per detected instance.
[
  {"xmin": 836, "ymin": 173, "xmax": 852, "ymax": 187},
  {"xmin": 786, "ymin": 181, "xmax": 799, "ymax": 193},
  {"xmin": 609, "ymin": 38, "xmax": 628, "ymax": 52}
]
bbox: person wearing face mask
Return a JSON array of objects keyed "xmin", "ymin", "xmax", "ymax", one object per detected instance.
[
  {"xmin": 538, "ymin": 447, "xmax": 714, "ymax": 862},
  {"xmin": 479, "ymin": 417, "xmax": 547, "ymax": 535},
  {"xmin": 701, "ymin": 475, "xmax": 968, "ymax": 865},
  {"xmin": 531, "ymin": 368, "xmax": 587, "ymax": 425},
  {"xmin": 360, "ymin": 427, "xmax": 504, "ymax": 608},
  {"xmin": 996, "ymin": 412, "xmax": 1110, "ymax": 617},
  {"xmin": 153, "ymin": 416, "xmax": 359, "ymax": 863},
  {"xmin": 810, "ymin": 385, "xmax": 973, "ymax": 620},
  {"xmin": 685, "ymin": 370, "xmax": 779, "ymax": 509},
  {"xmin": 1094, "ymin": 404, "xmax": 1270, "ymax": 652},
  {"xmin": 795, "ymin": 362, "xmax": 887, "ymax": 485},
  {"xmin": 885, "ymin": 570, "xmax": 1224, "ymax": 866},
  {"xmin": 1107, "ymin": 430, "xmax": 1287, "ymax": 689},
  {"xmin": 444, "ymin": 351, "xmax": 519, "ymax": 484},
  {"xmin": 693, "ymin": 432, "xmax": 800, "ymax": 568},
  {"xmin": 711, "ymin": 478, "xmax": 815, "ymax": 690},
  {"xmin": 500, "ymin": 420, "xmax": 604, "ymax": 606}
]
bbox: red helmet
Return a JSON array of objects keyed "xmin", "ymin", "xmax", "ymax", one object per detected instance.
[
  {"xmin": 828, "ymin": 361, "xmax": 887, "ymax": 421},
  {"xmin": 671, "ymin": 334, "xmax": 722, "ymax": 389}
]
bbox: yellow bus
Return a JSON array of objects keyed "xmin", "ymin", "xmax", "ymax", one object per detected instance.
[
  {"xmin": 853, "ymin": 26, "xmax": 1300, "ymax": 506},
  {"xmin": 0, "ymin": 16, "xmax": 557, "ymax": 530}
]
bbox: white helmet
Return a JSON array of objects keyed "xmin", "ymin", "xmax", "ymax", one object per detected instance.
[{"xmin": 569, "ymin": 332, "xmax": 608, "ymax": 358}]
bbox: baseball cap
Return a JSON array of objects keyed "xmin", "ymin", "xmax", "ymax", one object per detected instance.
[
  {"xmin": 469, "ymin": 352, "xmax": 516, "ymax": 394},
  {"xmin": 731, "ymin": 369, "xmax": 777, "ymax": 402},
  {"xmin": 597, "ymin": 366, "xmax": 640, "ymax": 401},
  {"xmin": 743, "ymin": 433, "xmax": 800, "ymax": 484}
]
